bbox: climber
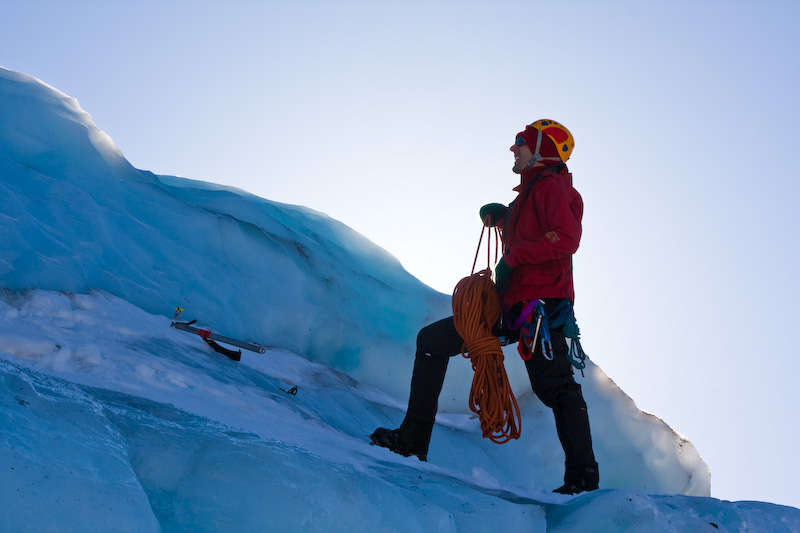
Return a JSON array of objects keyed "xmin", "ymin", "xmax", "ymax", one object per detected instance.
[{"xmin": 370, "ymin": 120, "xmax": 599, "ymax": 495}]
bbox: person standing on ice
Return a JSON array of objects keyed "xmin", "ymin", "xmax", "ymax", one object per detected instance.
[{"xmin": 371, "ymin": 120, "xmax": 599, "ymax": 495}]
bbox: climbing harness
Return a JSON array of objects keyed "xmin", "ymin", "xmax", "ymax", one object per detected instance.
[{"xmin": 515, "ymin": 299, "xmax": 589, "ymax": 376}]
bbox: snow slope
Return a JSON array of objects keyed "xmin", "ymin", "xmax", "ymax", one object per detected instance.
[{"xmin": 1, "ymin": 66, "xmax": 798, "ymax": 531}]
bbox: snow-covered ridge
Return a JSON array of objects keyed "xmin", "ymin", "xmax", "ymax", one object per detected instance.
[{"xmin": 2, "ymin": 66, "xmax": 798, "ymax": 530}]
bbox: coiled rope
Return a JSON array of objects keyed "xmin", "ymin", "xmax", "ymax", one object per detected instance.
[{"xmin": 452, "ymin": 224, "xmax": 522, "ymax": 444}]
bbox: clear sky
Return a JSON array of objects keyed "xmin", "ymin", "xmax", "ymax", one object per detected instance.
[{"xmin": 3, "ymin": 0, "xmax": 799, "ymax": 508}]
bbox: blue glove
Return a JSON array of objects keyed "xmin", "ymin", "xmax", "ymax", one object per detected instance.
[
  {"xmin": 494, "ymin": 257, "xmax": 512, "ymax": 292},
  {"xmin": 479, "ymin": 203, "xmax": 507, "ymax": 227}
]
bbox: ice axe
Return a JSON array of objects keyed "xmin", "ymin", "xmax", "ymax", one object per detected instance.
[{"xmin": 170, "ymin": 307, "xmax": 266, "ymax": 361}]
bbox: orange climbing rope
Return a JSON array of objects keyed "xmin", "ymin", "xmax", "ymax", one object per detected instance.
[{"xmin": 452, "ymin": 225, "xmax": 522, "ymax": 444}]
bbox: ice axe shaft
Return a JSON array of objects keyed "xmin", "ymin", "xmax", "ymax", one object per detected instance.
[{"xmin": 172, "ymin": 321, "xmax": 266, "ymax": 354}]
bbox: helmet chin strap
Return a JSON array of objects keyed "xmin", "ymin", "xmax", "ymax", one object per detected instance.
[
  {"xmin": 525, "ymin": 129, "xmax": 545, "ymax": 168},
  {"xmin": 525, "ymin": 153, "xmax": 543, "ymax": 169}
]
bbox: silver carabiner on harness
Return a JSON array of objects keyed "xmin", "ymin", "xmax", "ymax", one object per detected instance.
[
  {"xmin": 521, "ymin": 300, "xmax": 553, "ymax": 361},
  {"xmin": 534, "ymin": 300, "xmax": 554, "ymax": 361},
  {"xmin": 529, "ymin": 313, "xmax": 542, "ymax": 351}
]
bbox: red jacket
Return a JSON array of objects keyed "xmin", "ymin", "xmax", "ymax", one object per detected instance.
[{"xmin": 500, "ymin": 165, "xmax": 583, "ymax": 305}]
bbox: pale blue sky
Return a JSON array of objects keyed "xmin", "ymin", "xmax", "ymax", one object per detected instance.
[{"xmin": 3, "ymin": 0, "xmax": 799, "ymax": 508}]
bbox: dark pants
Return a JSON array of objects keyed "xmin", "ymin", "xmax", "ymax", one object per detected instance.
[{"xmin": 401, "ymin": 298, "xmax": 597, "ymax": 479}]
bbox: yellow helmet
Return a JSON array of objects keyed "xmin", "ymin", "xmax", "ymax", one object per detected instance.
[{"xmin": 524, "ymin": 119, "xmax": 575, "ymax": 163}]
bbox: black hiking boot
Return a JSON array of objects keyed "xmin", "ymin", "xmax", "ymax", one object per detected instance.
[
  {"xmin": 553, "ymin": 464, "xmax": 599, "ymax": 495},
  {"xmin": 369, "ymin": 427, "xmax": 428, "ymax": 461},
  {"xmin": 552, "ymin": 482, "xmax": 597, "ymax": 495}
]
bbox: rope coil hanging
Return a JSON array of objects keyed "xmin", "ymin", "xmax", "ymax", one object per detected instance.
[{"xmin": 452, "ymin": 224, "xmax": 521, "ymax": 444}]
